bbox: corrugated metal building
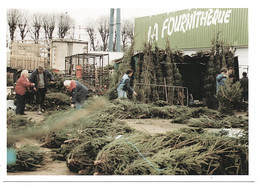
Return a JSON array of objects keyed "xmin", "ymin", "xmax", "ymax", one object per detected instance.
[{"xmin": 134, "ymin": 8, "xmax": 248, "ymax": 77}]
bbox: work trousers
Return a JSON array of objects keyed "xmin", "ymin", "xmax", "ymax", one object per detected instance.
[
  {"xmin": 36, "ymin": 88, "xmax": 46, "ymax": 108},
  {"xmin": 117, "ymin": 88, "xmax": 127, "ymax": 99},
  {"xmin": 241, "ymin": 91, "xmax": 248, "ymax": 111},
  {"xmin": 15, "ymin": 94, "xmax": 25, "ymax": 115}
]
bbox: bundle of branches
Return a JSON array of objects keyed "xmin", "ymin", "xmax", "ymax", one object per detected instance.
[
  {"xmin": 204, "ymin": 33, "xmax": 237, "ymax": 108},
  {"xmin": 94, "ymin": 130, "xmax": 203, "ymax": 175},
  {"xmin": 66, "ymin": 137, "xmax": 113, "ymax": 174},
  {"xmin": 218, "ymin": 115, "xmax": 248, "ymax": 128},
  {"xmin": 40, "ymin": 99, "xmax": 135, "ymax": 160},
  {"xmin": 94, "ymin": 133, "xmax": 164, "ymax": 175},
  {"xmin": 107, "ymin": 99, "xmax": 176, "ymax": 119},
  {"xmin": 44, "ymin": 92, "xmax": 71, "ymax": 110},
  {"xmin": 48, "ymin": 71, "xmax": 76, "ymax": 93},
  {"xmin": 7, "ymin": 110, "xmax": 35, "ymax": 129},
  {"xmin": 188, "ymin": 114, "xmax": 248, "ymax": 128},
  {"xmin": 108, "ymin": 99, "xmax": 227, "ymax": 122},
  {"xmin": 171, "ymin": 106, "xmax": 222, "ymax": 124},
  {"xmin": 188, "ymin": 115, "xmax": 222, "ymax": 128},
  {"xmin": 134, "ymin": 42, "xmax": 182, "ymax": 104},
  {"xmin": 50, "ymin": 119, "xmax": 135, "ymax": 162},
  {"xmin": 216, "ymin": 79, "xmax": 242, "ymax": 114},
  {"xmin": 49, "ymin": 113, "xmax": 135, "ymax": 161},
  {"xmin": 94, "ymin": 130, "xmax": 248, "ymax": 175},
  {"xmin": 7, "ymin": 145, "xmax": 44, "ymax": 172}
]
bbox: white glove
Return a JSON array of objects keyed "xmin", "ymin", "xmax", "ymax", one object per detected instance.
[{"xmin": 71, "ymin": 104, "xmax": 75, "ymax": 108}]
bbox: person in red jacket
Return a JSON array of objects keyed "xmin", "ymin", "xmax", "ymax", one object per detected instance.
[{"xmin": 15, "ymin": 70, "xmax": 35, "ymax": 115}]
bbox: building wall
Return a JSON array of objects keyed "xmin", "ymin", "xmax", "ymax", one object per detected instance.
[
  {"xmin": 236, "ymin": 48, "xmax": 249, "ymax": 78},
  {"xmin": 50, "ymin": 40, "xmax": 88, "ymax": 72},
  {"xmin": 89, "ymin": 51, "xmax": 124, "ymax": 66},
  {"xmin": 134, "ymin": 8, "xmax": 248, "ymax": 50}
]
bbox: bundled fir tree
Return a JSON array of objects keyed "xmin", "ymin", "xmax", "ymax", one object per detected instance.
[
  {"xmin": 172, "ymin": 50, "xmax": 183, "ymax": 86},
  {"xmin": 221, "ymin": 42, "xmax": 227, "ymax": 68},
  {"xmin": 216, "ymin": 79, "xmax": 242, "ymax": 114},
  {"xmin": 215, "ymin": 33, "xmax": 222, "ymax": 73},
  {"xmin": 152, "ymin": 45, "xmax": 164, "ymax": 102},
  {"xmin": 203, "ymin": 33, "xmax": 237, "ymax": 109},
  {"xmin": 139, "ymin": 42, "xmax": 154, "ymax": 103},
  {"xmin": 204, "ymin": 39, "xmax": 217, "ymax": 109},
  {"xmin": 163, "ymin": 41, "xmax": 174, "ymax": 104}
]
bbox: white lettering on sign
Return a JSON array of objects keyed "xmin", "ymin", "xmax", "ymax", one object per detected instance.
[{"xmin": 148, "ymin": 9, "xmax": 232, "ymax": 42}]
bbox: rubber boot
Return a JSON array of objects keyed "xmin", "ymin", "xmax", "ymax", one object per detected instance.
[{"xmin": 37, "ymin": 104, "xmax": 42, "ymax": 115}]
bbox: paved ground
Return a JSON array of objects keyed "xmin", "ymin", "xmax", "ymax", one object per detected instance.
[{"xmin": 123, "ymin": 119, "xmax": 190, "ymax": 135}]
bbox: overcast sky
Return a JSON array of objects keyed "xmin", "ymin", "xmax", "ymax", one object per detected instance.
[
  {"xmin": 12, "ymin": 7, "xmax": 183, "ymax": 27},
  {"xmin": 2, "ymin": 0, "xmax": 254, "ymax": 26}
]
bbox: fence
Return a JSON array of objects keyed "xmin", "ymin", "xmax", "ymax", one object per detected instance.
[{"xmin": 135, "ymin": 83, "xmax": 189, "ymax": 106}]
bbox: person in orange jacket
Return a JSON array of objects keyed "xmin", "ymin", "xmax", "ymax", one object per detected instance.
[{"xmin": 15, "ymin": 70, "xmax": 35, "ymax": 115}]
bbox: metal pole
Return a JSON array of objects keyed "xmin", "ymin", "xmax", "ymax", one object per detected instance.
[
  {"xmin": 116, "ymin": 8, "xmax": 121, "ymax": 52},
  {"xmin": 108, "ymin": 8, "xmax": 114, "ymax": 51}
]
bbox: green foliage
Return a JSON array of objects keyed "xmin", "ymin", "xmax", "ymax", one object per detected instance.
[
  {"xmin": 216, "ymin": 79, "xmax": 242, "ymax": 114},
  {"xmin": 107, "ymin": 43, "xmax": 134, "ymax": 100},
  {"xmin": 107, "ymin": 40, "xmax": 183, "ymax": 105},
  {"xmin": 94, "ymin": 130, "xmax": 248, "ymax": 175},
  {"xmin": 7, "ymin": 145, "xmax": 44, "ymax": 172},
  {"xmin": 8, "ymin": 98, "xmax": 248, "ymax": 175},
  {"xmin": 204, "ymin": 34, "xmax": 236, "ymax": 107},
  {"xmin": 44, "ymin": 92, "xmax": 71, "ymax": 110},
  {"xmin": 7, "ymin": 78, "xmax": 14, "ymax": 86},
  {"xmin": 7, "ymin": 110, "xmax": 35, "ymax": 130}
]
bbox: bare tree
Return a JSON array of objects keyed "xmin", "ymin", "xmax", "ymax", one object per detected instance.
[
  {"xmin": 7, "ymin": 9, "xmax": 21, "ymax": 42},
  {"xmin": 97, "ymin": 16, "xmax": 109, "ymax": 51},
  {"xmin": 57, "ymin": 13, "xmax": 74, "ymax": 39},
  {"xmin": 18, "ymin": 10, "xmax": 29, "ymax": 42},
  {"xmin": 29, "ymin": 13, "xmax": 42, "ymax": 43},
  {"xmin": 86, "ymin": 25, "xmax": 99, "ymax": 51},
  {"xmin": 42, "ymin": 13, "xmax": 56, "ymax": 40},
  {"xmin": 121, "ymin": 19, "xmax": 134, "ymax": 51}
]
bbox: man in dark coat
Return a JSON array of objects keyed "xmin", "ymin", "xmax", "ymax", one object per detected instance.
[
  {"xmin": 29, "ymin": 65, "xmax": 54, "ymax": 114},
  {"xmin": 240, "ymin": 72, "xmax": 248, "ymax": 112},
  {"xmin": 64, "ymin": 80, "xmax": 88, "ymax": 109}
]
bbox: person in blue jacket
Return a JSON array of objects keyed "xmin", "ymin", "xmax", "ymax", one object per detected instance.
[
  {"xmin": 216, "ymin": 68, "xmax": 228, "ymax": 93},
  {"xmin": 117, "ymin": 69, "xmax": 137, "ymax": 99}
]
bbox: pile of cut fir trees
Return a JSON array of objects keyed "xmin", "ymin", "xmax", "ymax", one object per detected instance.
[
  {"xmin": 7, "ymin": 97, "xmax": 248, "ymax": 174},
  {"xmin": 7, "ymin": 40, "xmax": 248, "ymax": 175}
]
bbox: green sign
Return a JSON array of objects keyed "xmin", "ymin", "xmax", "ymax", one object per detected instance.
[{"xmin": 134, "ymin": 8, "xmax": 248, "ymax": 50}]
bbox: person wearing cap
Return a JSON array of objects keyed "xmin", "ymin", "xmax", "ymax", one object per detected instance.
[
  {"xmin": 117, "ymin": 69, "xmax": 137, "ymax": 99},
  {"xmin": 29, "ymin": 65, "xmax": 54, "ymax": 114},
  {"xmin": 64, "ymin": 80, "xmax": 88, "ymax": 109},
  {"xmin": 15, "ymin": 70, "xmax": 35, "ymax": 115}
]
